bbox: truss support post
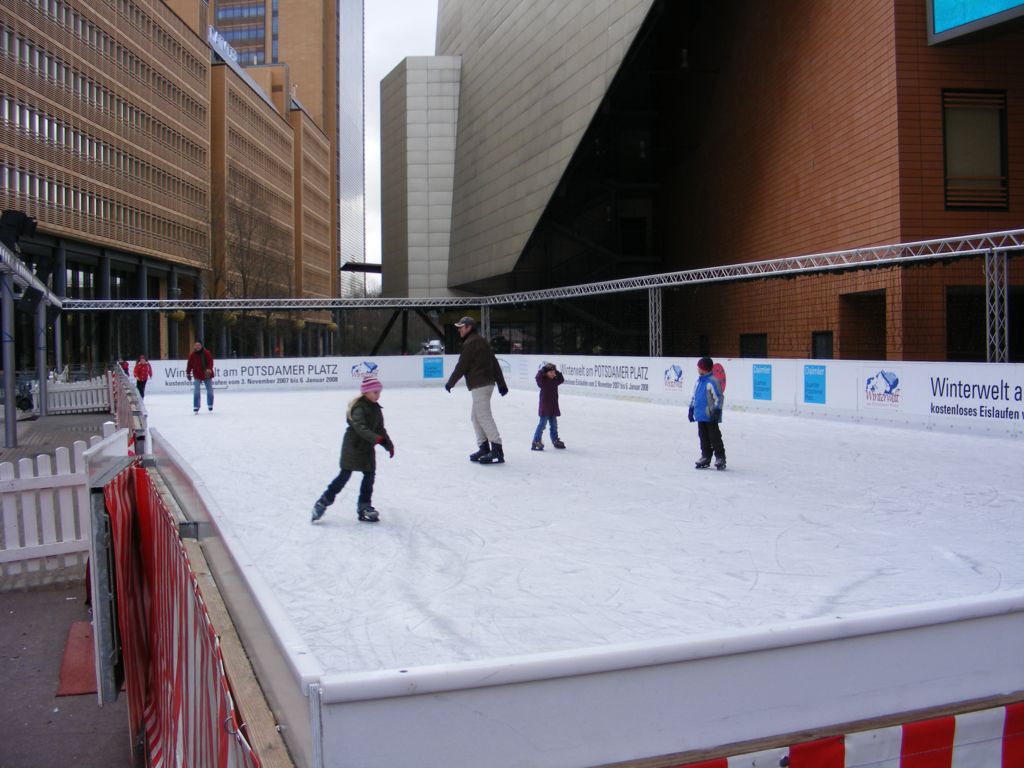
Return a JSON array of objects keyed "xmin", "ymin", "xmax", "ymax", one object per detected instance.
[
  {"xmin": 648, "ymin": 287, "xmax": 663, "ymax": 357},
  {"xmin": 400, "ymin": 310, "xmax": 409, "ymax": 354},
  {"xmin": 985, "ymin": 249, "xmax": 1008, "ymax": 363},
  {"xmin": 481, "ymin": 306, "xmax": 491, "ymax": 342}
]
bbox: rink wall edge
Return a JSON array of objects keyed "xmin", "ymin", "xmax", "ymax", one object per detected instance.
[{"xmin": 310, "ymin": 591, "xmax": 1024, "ymax": 767}]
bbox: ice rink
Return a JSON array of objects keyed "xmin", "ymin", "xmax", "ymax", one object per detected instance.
[{"xmin": 143, "ymin": 386, "xmax": 1024, "ymax": 677}]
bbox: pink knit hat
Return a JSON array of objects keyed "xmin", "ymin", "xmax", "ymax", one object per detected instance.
[{"xmin": 360, "ymin": 374, "xmax": 383, "ymax": 394}]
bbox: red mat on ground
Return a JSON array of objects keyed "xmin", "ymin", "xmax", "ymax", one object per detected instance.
[{"xmin": 57, "ymin": 621, "xmax": 96, "ymax": 697}]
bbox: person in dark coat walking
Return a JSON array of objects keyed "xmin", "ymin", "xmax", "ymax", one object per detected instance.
[
  {"xmin": 688, "ymin": 356, "xmax": 726, "ymax": 470},
  {"xmin": 531, "ymin": 362, "xmax": 565, "ymax": 450},
  {"xmin": 312, "ymin": 374, "xmax": 394, "ymax": 523},
  {"xmin": 445, "ymin": 316, "xmax": 508, "ymax": 464}
]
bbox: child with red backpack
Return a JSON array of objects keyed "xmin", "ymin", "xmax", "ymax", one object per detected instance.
[{"xmin": 688, "ymin": 356, "xmax": 726, "ymax": 470}]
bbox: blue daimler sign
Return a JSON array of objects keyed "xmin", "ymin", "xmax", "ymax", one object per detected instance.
[
  {"xmin": 753, "ymin": 364, "xmax": 773, "ymax": 401},
  {"xmin": 804, "ymin": 365, "xmax": 827, "ymax": 405}
]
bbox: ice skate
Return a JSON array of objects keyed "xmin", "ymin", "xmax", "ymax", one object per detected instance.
[
  {"xmin": 552, "ymin": 439, "xmax": 566, "ymax": 449},
  {"xmin": 694, "ymin": 456, "xmax": 711, "ymax": 469},
  {"xmin": 715, "ymin": 457, "xmax": 727, "ymax": 471},
  {"xmin": 311, "ymin": 500, "xmax": 327, "ymax": 523},
  {"xmin": 531, "ymin": 441, "xmax": 544, "ymax": 451},
  {"xmin": 478, "ymin": 443, "xmax": 505, "ymax": 464},
  {"xmin": 469, "ymin": 441, "xmax": 490, "ymax": 462},
  {"xmin": 357, "ymin": 504, "xmax": 380, "ymax": 523}
]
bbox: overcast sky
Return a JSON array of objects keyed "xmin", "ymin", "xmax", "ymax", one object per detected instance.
[{"xmin": 363, "ymin": 0, "xmax": 439, "ymax": 266}]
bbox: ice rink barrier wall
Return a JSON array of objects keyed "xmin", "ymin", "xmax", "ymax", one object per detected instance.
[
  {"xmin": 148, "ymin": 354, "xmax": 1024, "ymax": 436},
  {"xmin": 145, "ymin": 354, "xmax": 1024, "ymax": 767}
]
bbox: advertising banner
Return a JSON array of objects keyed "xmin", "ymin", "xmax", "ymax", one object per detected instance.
[
  {"xmin": 144, "ymin": 354, "xmax": 1023, "ymax": 437},
  {"xmin": 147, "ymin": 354, "xmax": 453, "ymax": 394}
]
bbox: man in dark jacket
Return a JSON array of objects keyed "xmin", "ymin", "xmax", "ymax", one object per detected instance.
[
  {"xmin": 185, "ymin": 341, "xmax": 214, "ymax": 414},
  {"xmin": 445, "ymin": 316, "xmax": 508, "ymax": 464}
]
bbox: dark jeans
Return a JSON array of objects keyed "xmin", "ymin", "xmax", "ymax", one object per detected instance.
[
  {"xmin": 697, "ymin": 421, "xmax": 725, "ymax": 460},
  {"xmin": 136, "ymin": 380, "xmax": 147, "ymax": 399},
  {"xmin": 532, "ymin": 415, "xmax": 558, "ymax": 443},
  {"xmin": 320, "ymin": 469, "xmax": 375, "ymax": 508}
]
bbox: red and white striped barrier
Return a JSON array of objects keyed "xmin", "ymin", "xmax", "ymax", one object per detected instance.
[
  {"xmin": 104, "ymin": 465, "xmax": 262, "ymax": 767},
  {"xmin": 677, "ymin": 702, "xmax": 1024, "ymax": 768}
]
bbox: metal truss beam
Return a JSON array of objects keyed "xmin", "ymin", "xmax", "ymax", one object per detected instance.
[
  {"xmin": 985, "ymin": 250, "xmax": 1008, "ymax": 363},
  {"xmin": 480, "ymin": 228, "xmax": 1024, "ymax": 306},
  {"xmin": 58, "ymin": 228, "xmax": 1024, "ymax": 313},
  {"xmin": 60, "ymin": 295, "xmax": 484, "ymax": 311}
]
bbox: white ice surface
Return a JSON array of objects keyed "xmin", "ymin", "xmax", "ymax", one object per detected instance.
[{"xmin": 143, "ymin": 388, "xmax": 1024, "ymax": 676}]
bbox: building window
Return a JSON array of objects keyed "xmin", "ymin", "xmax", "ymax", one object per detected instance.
[
  {"xmin": 739, "ymin": 333, "xmax": 768, "ymax": 358},
  {"xmin": 811, "ymin": 331, "xmax": 833, "ymax": 360},
  {"xmin": 943, "ymin": 90, "xmax": 1008, "ymax": 210}
]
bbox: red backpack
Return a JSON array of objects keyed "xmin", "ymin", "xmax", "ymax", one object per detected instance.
[{"xmin": 711, "ymin": 362, "xmax": 727, "ymax": 394}]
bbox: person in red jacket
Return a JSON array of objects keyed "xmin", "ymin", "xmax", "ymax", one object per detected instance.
[
  {"xmin": 132, "ymin": 354, "xmax": 152, "ymax": 399},
  {"xmin": 185, "ymin": 341, "xmax": 215, "ymax": 413}
]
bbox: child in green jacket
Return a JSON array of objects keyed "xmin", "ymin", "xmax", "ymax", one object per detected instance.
[{"xmin": 312, "ymin": 374, "xmax": 394, "ymax": 523}]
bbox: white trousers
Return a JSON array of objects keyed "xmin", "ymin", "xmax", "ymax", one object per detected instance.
[{"xmin": 470, "ymin": 384, "xmax": 502, "ymax": 445}]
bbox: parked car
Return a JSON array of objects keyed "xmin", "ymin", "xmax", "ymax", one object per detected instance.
[{"xmin": 422, "ymin": 340, "xmax": 445, "ymax": 355}]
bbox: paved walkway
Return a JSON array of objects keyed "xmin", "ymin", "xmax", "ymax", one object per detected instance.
[
  {"xmin": 0, "ymin": 585, "xmax": 133, "ymax": 767},
  {"xmin": 1, "ymin": 412, "xmax": 132, "ymax": 767}
]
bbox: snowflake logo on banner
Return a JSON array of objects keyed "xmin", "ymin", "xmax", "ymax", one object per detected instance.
[
  {"xmin": 351, "ymin": 361, "xmax": 379, "ymax": 378},
  {"xmin": 664, "ymin": 364, "xmax": 685, "ymax": 391},
  {"xmin": 864, "ymin": 369, "xmax": 901, "ymax": 409}
]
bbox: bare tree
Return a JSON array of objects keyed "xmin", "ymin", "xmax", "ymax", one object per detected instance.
[
  {"xmin": 219, "ymin": 177, "xmax": 293, "ymax": 356},
  {"xmin": 225, "ymin": 193, "xmax": 290, "ymax": 301}
]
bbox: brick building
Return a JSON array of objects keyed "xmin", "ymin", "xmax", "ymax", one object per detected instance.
[{"xmin": 382, "ymin": 0, "xmax": 1023, "ymax": 361}]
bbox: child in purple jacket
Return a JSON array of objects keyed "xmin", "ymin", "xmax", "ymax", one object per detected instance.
[{"xmin": 531, "ymin": 363, "xmax": 566, "ymax": 450}]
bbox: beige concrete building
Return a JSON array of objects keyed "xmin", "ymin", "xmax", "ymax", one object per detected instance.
[{"xmin": 380, "ymin": 56, "xmax": 460, "ymax": 298}]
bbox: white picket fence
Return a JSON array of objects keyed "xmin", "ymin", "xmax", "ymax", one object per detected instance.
[
  {"xmin": 45, "ymin": 374, "xmax": 112, "ymax": 415},
  {"xmin": 0, "ymin": 424, "xmax": 121, "ymax": 587}
]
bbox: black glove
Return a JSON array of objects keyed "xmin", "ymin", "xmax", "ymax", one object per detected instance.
[
  {"xmin": 381, "ymin": 437, "xmax": 395, "ymax": 458},
  {"xmin": 711, "ymin": 408, "xmax": 722, "ymax": 424},
  {"xmin": 498, "ymin": 385, "xmax": 508, "ymax": 396},
  {"xmin": 445, "ymin": 383, "xmax": 452, "ymax": 393},
  {"xmin": 687, "ymin": 405, "xmax": 695, "ymax": 423}
]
